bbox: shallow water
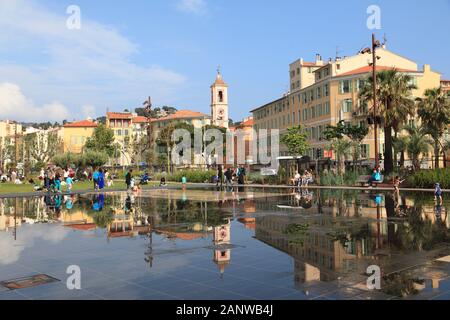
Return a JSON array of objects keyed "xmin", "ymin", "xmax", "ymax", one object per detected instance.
[{"xmin": 0, "ymin": 187, "xmax": 449, "ymax": 300}]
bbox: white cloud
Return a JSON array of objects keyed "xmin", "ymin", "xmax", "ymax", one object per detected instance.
[
  {"xmin": 0, "ymin": 83, "xmax": 70, "ymax": 122},
  {"xmin": 81, "ymin": 105, "xmax": 97, "ymax": 119},
  {"xmin": 0, "ymin": 0, "xmax": 187, "ymax": 122},
  {"xmin": 0, "ymin": 223, "xmax": 69, "ymax": 266},
  {"xmin": 177, "ymin": 0, "xmax": 208, "ymax": 15}
]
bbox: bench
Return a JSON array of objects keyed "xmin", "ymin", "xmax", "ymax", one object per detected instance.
[{"xmin": 357, "ymin": 175, "xmax": 385, "ymax": 187}]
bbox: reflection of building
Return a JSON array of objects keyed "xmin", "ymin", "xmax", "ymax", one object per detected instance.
[
  {"xmin": 213, "ymin": 219, "xmax": 231, "ymax": 276},
  {"xmin": 61, "ymin": 210, "xmax": 96, "ymax": 231},
  {"xmin": 107, "ymin": 210, "xmax": 136, "ymax": 239},
  {"xmin": 255, "ymin": 215, "xmax": 365, "ymax": 286}
]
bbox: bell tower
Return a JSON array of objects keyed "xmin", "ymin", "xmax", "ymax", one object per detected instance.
[{"xmin": 210, "ymin": 67, "xmax": 229, "ymax": 129}]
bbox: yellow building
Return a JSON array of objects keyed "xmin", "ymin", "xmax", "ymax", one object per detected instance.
[
  {"xmin": 62, "ymin": 119, "xmax": 98, "ymax": 153},
  {"xmin": 252, "ymin": 47, "xmax": 442, "ymax": 167}
]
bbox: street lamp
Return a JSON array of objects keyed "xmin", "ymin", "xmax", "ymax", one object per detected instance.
[{"xmin": 360, "ymin": 33, "xmax": 382, "ymax": 169}]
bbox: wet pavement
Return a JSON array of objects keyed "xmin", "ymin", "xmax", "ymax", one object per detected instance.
[{"xmin": 0, "ymin": 187, "xmax": 449, "ymax": 300}]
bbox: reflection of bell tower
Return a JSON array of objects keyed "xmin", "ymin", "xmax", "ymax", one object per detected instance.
[
  {"xmin": 213, "ymin": 219, "xmax": 231, "ymax": 277},
  {"xmin": 211, "ymin": 67, "xmax": 229, "ymax": 129}
]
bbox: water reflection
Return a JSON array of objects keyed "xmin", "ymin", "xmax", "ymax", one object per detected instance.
[{"xmin": 0, "ymin": 188, "xmax": 449, "ymax": 299}]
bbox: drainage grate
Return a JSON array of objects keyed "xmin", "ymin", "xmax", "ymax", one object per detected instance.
[{"xmin": 0, "ymin": 274, "xmax": 60, "ymax": 291}]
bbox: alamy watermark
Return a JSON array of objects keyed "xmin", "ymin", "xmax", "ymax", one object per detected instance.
[
  {"xmin": 66, "ymin": 265, "xmax": 81, "ymax": 290},
  {"xmin": 66, "ymin": 5, "xmax": 81, "ymax": 30},
  {"xmin": 366, "ymin": 265, "xmax": 381, "ymax": 290},
  {"xmin": 169, "ymin": 128, "xmax": 280, "ymax": 168},
  {"xmin": 367, "ymin": 5, "xmax": 382, "ymax": 30}
]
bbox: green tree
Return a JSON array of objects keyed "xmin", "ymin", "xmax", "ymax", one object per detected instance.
[
  {"xmin": 84, "ymin": 124, "xmax": 116, "ymax": 157},
  {"xmin": 417, "ymin": 87, "xmax": 450, "ymax": 168},
  {"xmin": 392, "ymin": 135, "xmax": 409, "ymax": 168},
  {"xmin": 360, "ymin": 69, "xmax": 417, "ymax": 174},
  {"xmin": 404, "ymin": 124, "xmax": 431, "ymax": 171},
  {"xmin": 281, "ymin": 126, "xmax": 310, "ymax": 173},
  {"xmin": 156, "ymin": 123, "xmax": 176, "ymax": 173},
  {"xmin": 345, "ymin": 124, "xmax": 369, "ymax": 170}
]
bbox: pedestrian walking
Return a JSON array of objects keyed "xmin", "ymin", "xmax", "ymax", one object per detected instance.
[{"xmin": 125, "ymin": 169, "xmax": 133, "ymax": 190}]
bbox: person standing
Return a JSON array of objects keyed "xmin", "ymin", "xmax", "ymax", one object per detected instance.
[
  {"xmin": 217, "ymin": 165, "xmax": 223, "ymax": 188},
  {"xmin": 435, "ymin": 183, "xmax": 443, "ymax": 204},
  {"xmin": 237, "ymin": 165, "xmax": 246, "ymax": 185},
  {"xmin": 92, "ymin": 168, "xmax": 100, "ymax": 190},
  {"xmin": 224, "ymin": 167, "xmax": 233, "ymax": 189},
  {"xmin": 98, "ymin": 169, "xmax": 105, "ymax": 190},
  {"xmin": 66, "ymin": 175, "xmax": 74, "ymax": 193},
  {"xmin": 10, "ymin": 170, "xmax": 17, "ymax": 183},
  {"xmin": 125, "ymin": 169, "xmax": 133, "ymax": 190}
]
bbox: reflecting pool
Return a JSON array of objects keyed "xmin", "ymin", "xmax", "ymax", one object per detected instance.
[{"xmin": 0, "ymin": 187, "xmax": 449, "ymax": 300}]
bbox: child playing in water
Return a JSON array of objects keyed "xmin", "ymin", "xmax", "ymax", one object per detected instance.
[
  {"xmin": 435, "ymin": 183, "xmax": 443, "ymax": 204},
  {"xmin": 181, "ymin": 176, "xmax": 187, "ymax": 190}
]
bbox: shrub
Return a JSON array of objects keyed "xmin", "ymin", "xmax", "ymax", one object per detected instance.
[
  {"xmin": 319, "ymin": 170, "xmax": 363, "ymax": 186},
  {"xmin": 406, "ymin": 169, "xmax": 450, "ymax": 189},
  {"xmin": 153, "ymin": 170, "xmax": 216, "ymax": 183}
]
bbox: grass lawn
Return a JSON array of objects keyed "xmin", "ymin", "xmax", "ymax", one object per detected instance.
[
  {"xmin": 0, "ymin": 180, "xmax": 117, "ymax": 195},
  {"xmin": 0, "ymin": 180, "xmax": 167, "ymax": 195}
]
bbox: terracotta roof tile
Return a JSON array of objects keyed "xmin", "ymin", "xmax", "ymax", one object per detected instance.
[
  {"xmin": 63, "ymin": 120, "xmax": 98, "ymax": 128},
  {"xmin": 107, "ymin": 112, "xmax": 133, "ymax": 120},
  {"xmin": 132, "ymin": 116, "xmax": 150, "ymax": 123},
  {"xmin": 152, "ymin": 110, "xmax": 210, "ymax": 122}
]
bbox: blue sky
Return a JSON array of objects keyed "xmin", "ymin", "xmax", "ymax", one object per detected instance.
[{"xmin": 0, "ymin": 0, "xmax": 449, "ymax": 122}]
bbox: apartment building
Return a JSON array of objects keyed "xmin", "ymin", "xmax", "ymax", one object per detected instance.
[
  {"xmin": 62, "ymin": 119, "xmax": 98, "ymax": 153},
  {"xmin": 252, "ymin": 47, "xmax": 442, "ymax": 164}
]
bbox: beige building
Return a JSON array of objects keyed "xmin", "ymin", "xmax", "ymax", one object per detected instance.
[
  {"xmin": 62, "ymin": 119, "xmax": 98, "ymax": 153},
  {"xmin": 252, "ymin": 47, "xmax": 442, "ymax": 167}
]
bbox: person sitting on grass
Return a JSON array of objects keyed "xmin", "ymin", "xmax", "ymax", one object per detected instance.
[{"xmin": 160, "ymin": 177, "xmax": 167, "ymax": 187}]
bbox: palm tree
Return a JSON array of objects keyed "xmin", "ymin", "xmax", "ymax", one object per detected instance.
[
  {"xmin": 360, "ymin": 69, "xmax": 417, "ymax": 174},
  {"xmin": 328, "ymin": 139, "xmax": 352, "ymax": 174},
  {"xmin": 417, "ymin": 87, "xmax": 450, "ymax": 168},
  {"xmin": 392, "ymin": 135, "xmax": 408, "ymax": 168},
  {"xmin": 404, "ymin": 124, "xmax": 431, "ymax": 171}
]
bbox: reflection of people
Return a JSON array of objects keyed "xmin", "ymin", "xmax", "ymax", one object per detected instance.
[
  {"xmin": 93, "ymin": 194, "xmax": 105, "ymax": 211},
  {"xmin": 435, "ymin": 203, "xmax": 442, "ymax": 218}
]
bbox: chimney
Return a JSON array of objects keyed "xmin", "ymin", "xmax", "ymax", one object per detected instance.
[
  {"xmin": 423, "ymin": 64, "xmax": 431, "ymax": 73},
  {"xmin": 315, "ymin": 54, "xmax": 323, "ymax": 66}
]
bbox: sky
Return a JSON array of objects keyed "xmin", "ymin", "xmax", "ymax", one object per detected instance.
[{"xmin": 0, "ymin": 0, "xmax": 449, "ymax": 123}]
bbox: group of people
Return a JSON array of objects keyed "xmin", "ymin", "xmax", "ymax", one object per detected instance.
[
  {"xmin": 0, "ymin": 169, "xmax": 23, "ymax": 184},
  {"xmin": 92, "ymin": 168, "xmax": 111, "ymax": 191},
  {"xmin": 40, "ymin": 167, "xmax": 75, "ymax": 193},
  {"xmin": 293, "ymin": 170, "xmax": 314, "ymax": 187},
  {"xmin": 215, "ymin": 165, "xmax": 247, "ymax": 189}
]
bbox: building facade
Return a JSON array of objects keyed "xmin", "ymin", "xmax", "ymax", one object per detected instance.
[
  {"xmin": 62, "ymin": 119, "xmax": 98, "ymax": 154},
  {"xmin": 251, "ymin": 47, "xmax": 442, "ymax": 167}
]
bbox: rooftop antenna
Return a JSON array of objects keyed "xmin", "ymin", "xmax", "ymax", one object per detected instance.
[
  {"xmin": 335, "ymin": 46, "xmax": 340, "ymax": 60},
  {"xmin": 382, "ymin": 33, "xmax": 388, "ymax": 47},
  {"xmin": 217, "ymin": 65, "xmax": 221, "ymax": 75}
]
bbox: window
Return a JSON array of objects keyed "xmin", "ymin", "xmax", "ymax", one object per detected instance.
[
  {"xmin": 342, "ymin": 99, "xmax": 353, "ymax": 113},
  {"xmin": 361, "ymin": 144, "xmax": 370, "ymax": 158},
  {"xmin": 316, "ymin": 87, "xmax": 322, "ymax": 99},
  {"xmin": 116, "ymin": 129, "xmax": 122, "ymax": 136},
  {"xmin": 302, "ymin": 93, "xmax": 307, "ymax": 104},
  {"xmin": 297, "ymin": 68, "xmax": 300, "ymax": 75},
  {"xmin": 310, "ymin": 90, "xmax": 314, "ymax": 102},
  {"xmin": 311, "ymin": 106, "xmax": 315, "ymax": 118},
  {"xmin": 324, "ymin": 84, "xmax": 329, "ymax": 97},
  {"xmin": 292, "ymin": 112, "xmax": 296, "ymax": 124},
  {"xmin": 356, "ymin": 79, "xmax": 366, "ymax": 92},
  {"xmin": 316, "ymin": 104, "xmax": 322, "ymax": 117},
  {"xmin": 218, "ymin": 91, "xmax": 224, "ymax": 102},
  {"xmin": 339, "ymin": 80, "xmax": 352, "ymax": 94},
  {"xmin": 324, "ymin": 102, "xmax": 330, "ymax": 115}
]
